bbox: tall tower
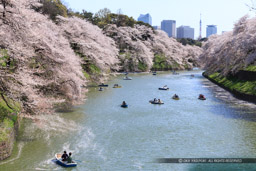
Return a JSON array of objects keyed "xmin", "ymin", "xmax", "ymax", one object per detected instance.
[{"xmin": 199, "ymin": 13, "xmax": 202, "ymax": 40}]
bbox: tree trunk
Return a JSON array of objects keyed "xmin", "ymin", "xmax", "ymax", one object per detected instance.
[{"xmin": 3, "ymin": 2, "xmax": 6, "ymax": 17}]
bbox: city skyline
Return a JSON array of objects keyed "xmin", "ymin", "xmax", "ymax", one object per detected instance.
[{"xmin": 64, "ymin": 0, "xmax": 255, "ymax": 38}]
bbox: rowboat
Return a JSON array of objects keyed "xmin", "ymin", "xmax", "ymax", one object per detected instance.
[
  {"xmin": 121, "ymin": 104, "xmax": 128, "ymax": 108},
  {"xmin": 198, "ymin": 94, "xmax": 206, "ymax": 100},
  {"xmin": 149, "ymin": 100, "xmax": 164, "ymax": 104},
  {"xmin": 55, "ymin": 153, "xmax": 77, "ymax": 167},
  {"xmin": 158, "ymin": 87, "xmax": 169, "ymax": 90},
  {"xmin": 172, "ymin": 97, "xmax": 180, "ymax": 100},
  {"xmin": 98, "ymin": 84, "xmax": 108, "ymax": 87},
  {"xmin": 113, "ymin": 84, "xmax": 122, "ymax": 88},
  {"xmin": 123, "ymin": 76, "xmax": 132, "ymax": 80},
  {"xmin": 158, "ymin": 86, "xmax": 169, "ymax": 90}
]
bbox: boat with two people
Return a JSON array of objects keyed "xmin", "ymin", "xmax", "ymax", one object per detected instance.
[
  {"xmin": 158, "ymin": 85, "xmax": 169, "ymax": 90},
  {"xmin": 198, "ymin": 94, "xmax": 206, "ymax": 100},
  {"xmin": 172, "ymin": 94, "xmax": 180, "ymax": 100},
  {"xmin": 113, "ymin": 84, "xmax": 122, "ymax": 88},
  {"xmin": 149, "ymin": 98, "xmax": 164, "ymax": 104},
  {"xmin": 121, "ymin": 101, "xmax": 128, "ymax": 108},
  {"xmin": 55, "ymin": 152, "xmax": 77, "ymax": 167}
]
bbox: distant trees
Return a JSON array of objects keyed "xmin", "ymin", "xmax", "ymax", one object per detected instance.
[
  {"xmin": 80, "ymin": 10, "xmax": 94, "ymax": 22},
  {"xmin": 94, "ymin": 8, "xmax": 111, "ymax": 20},
  {"xmin": 177, "ymin": 38, "xmax": 202, "ymax": 47},
  {"xmin": 37, "ymin": 0, "xmax": 153, "ymax": 30},
  {"xmin": 102, "ymin": 13, "xmax": 136, "ymax": 27},
  {"xmin": 71, "ymin": 8, "xmax": 153, "ymax": 29},
  {"xmin": 39, "ymin": 0, "xmax": 68, "ymax": 20}
]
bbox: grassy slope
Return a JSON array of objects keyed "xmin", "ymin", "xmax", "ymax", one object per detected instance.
[
  {"xmin": 0, "ymin": 96, "xmax": 20, "ymax": 141},
  {"xmin": 208, "ymin": 72, "xmax": 256, "ymax": 96},
  {"xmin": 245, "ymin": 65, "xmax": 256, "ymax": 72}
]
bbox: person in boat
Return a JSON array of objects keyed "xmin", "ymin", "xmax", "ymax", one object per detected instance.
[
  {"xmin": 158, "ymin": 99, "xmax": 162, "ymax": 103},
  {"xmin": 122, "ymin": 101, "xmax": 127, "ymax": 106},
  {"xmin": 199, "ymin": 94, "xmax": 205, "ymax": 99},
  {"xmin": 173, "ymin": 94, "xmax": 179, "ymax": 98},
  {"xmin": 61, "ymin": 151, "xmax": 68, "ymax": 161},
  {"xmin": 154, "ymin": 98, "xmax": 157, "ymax": 102},
  {"xmin": 67, "ymin": 152, "xmax": 73, "ymax": 163}
]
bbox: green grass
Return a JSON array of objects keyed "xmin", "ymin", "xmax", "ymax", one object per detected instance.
[
  {"xmin": 152, "ymin": 54, "xmax": 178, "ymax": 70},
  {"xmin": 0, "ymin": 49, "xmax": 17, "ymax": 72},
  {"xmin": 245, "ymin": 65, "xmax": 256, "ymax": 72},
  {"xmin": 88, "ymin": 64, "xmax": 101, "ymax": 74},
  {"xmin": 82, "ymin": 71, "xmax": 90, "ymax": 80},
  {"xmin": 0, "ymin": 118, "xmax": 14, "ymax": 141},
  {"xmin": 152, "ymin": 54, "xmax": 167, "ymax": 70},
  {"xmin": 0, "ymin": 95, "xmax": 20, "ymax": 142},
  {"xmin": 0, "ymin": 49, "xmax": 9, "ymax": 67},
  {"xmin": 138, "ymin": 61, "xmax": 148, "ymax": 71},
  {"xmin": 74, "ymin": 51, "xmax": 102, "ymax": 80},
  {"xmin": 209, "ymin": 72, "xmax": 256, "ymax": 95}
]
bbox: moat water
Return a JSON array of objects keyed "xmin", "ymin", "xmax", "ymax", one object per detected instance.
[{"xmin": 1, "ymin": 71, "xmax": 256, "ymax": 171}]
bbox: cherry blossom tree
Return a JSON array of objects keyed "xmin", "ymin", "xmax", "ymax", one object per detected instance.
[{"xmin": 0, "ymin": 0, "xmax": 12, "ymax": 17}]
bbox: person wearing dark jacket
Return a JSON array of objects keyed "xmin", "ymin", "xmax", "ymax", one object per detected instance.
[{"xmin": 61, "ymin": 151, "xmax": 68, "ymax": 161}]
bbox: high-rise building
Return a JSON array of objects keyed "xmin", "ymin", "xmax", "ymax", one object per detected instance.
[
  {"xmin": 206, "ymin": 25, "xmax": 217, "ymax": 37},
  {"xmin": 161, "ymin": 20, "xmax": 176, "ymax": 37},
  {"xmin": 177, "ymin": 26, "xmax": 194, "ymax": 39},
  {"xmin": 138, "ymin": 13, "xmax": 152, "ymax": 25},
  {"xmin": 153, "ymin": 26, "xmax": 161, "ymax": 30}
]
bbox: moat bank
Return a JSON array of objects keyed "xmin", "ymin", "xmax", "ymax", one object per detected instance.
[
  {"xmin": 0, "ymin": 95, "xmax": 20, "ymax": 160},
  {"xmin": 203, "ymin": 71, "xmax": 256, "ymax": 104}
]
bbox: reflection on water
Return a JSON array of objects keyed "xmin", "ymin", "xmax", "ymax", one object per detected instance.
[{"xmin": 0, "ymin": 71, "xmax": 256, "ymax": 171}]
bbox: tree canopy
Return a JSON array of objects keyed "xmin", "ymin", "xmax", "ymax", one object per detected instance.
[
  {"xmin": 176, "ymin": 38, "xmax": 202, "ymax": 47},
  {"xmin": 39, "ymin": 0, "xmax": 68, "ymax": 20},
  {"xmin": 37, "ymin": 1, "xmax": 154, "ymax": 30}
]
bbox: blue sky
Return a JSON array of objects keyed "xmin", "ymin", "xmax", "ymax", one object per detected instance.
[{"xmin": 64, "ymin": 0, "xmax": 254, "ymax": 38}]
